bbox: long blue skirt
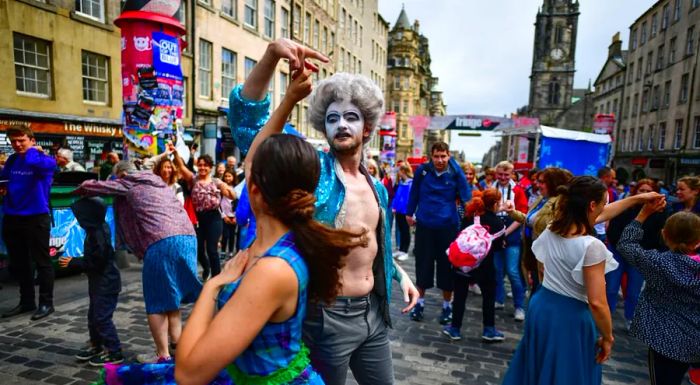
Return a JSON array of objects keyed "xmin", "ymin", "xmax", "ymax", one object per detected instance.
[
  {"xmin": 502, "ymin": 287, "xmax": 602, "ymax": 385},
  {"xmin": 142, "ymin": 235, "xmax": 202, "ymax": 314}
]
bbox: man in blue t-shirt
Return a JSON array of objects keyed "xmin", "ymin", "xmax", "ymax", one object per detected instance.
[
  {"xmin": 0, "ymin": 125, "xmax": 56, "ymax": 320},
  {"xmin": 406, "ymin": 141, "xmax": 471, "ymax": 324}
]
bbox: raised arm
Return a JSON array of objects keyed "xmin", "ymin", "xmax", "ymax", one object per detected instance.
[
  {"xmin": 595, "ymin": 192, "xmax": 662, "ymax": 224},
  {"xmin": 229, "ymin": 39, "xmax": 328, "ymax": 157},
  {"xmin": 617, "ymin": 199, "xmax": 672, "ymax": 279},
  {"xmin": 25, "ymin": 147, "xmax": 56, "ymax": 172}
]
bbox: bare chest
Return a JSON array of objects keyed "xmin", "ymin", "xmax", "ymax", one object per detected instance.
[{"xmin": 342, "ymin": 179, "xmax": 380, "ymax": 231}]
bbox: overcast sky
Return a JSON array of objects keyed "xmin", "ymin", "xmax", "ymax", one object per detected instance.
[{"xmin": 377, "ymin": 0, "xmax": 656, "ymax": 162}]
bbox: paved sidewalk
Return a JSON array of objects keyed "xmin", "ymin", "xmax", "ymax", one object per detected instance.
[{"xmin": 0, "ymin": 258, "xmax": 689, "ymax": 384}]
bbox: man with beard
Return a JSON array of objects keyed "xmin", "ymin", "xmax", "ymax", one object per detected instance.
[{"xmin": 228, "ymin": 38, "xmax": 418, "ymax": 385}]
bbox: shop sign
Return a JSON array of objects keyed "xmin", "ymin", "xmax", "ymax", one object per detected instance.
[
  {"xmin": 593, "ymin": 114, "xmax": 616, "ymax": 135},
  {"xmin": 0, "ymin": 118, "xmax": 122, "ymax": 138},
  {"xmin": 631, "ymin": 157, "xmax": 648, "ymax": 166},
  {"xmin": 680, "ymin": 157, "xmax": 700, "ymax": 166}
]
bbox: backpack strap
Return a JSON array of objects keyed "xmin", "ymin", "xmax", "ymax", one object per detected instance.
[
  {"xmin": 474, "ymin": 216, "xmax": 481, "ymax": 226},
  {"xmin": 492, "ymin": 226, "xmax": 507, "ymax": 239}
]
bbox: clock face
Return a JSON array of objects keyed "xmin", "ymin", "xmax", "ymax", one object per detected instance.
[{"xmin": 550, "ymin": 48, "xmax": 564, "ymax": 61}]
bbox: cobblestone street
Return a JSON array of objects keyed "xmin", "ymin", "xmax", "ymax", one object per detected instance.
[{"xmin": 0, "ymin": 254, "xmax": 685, "ymax": 385}]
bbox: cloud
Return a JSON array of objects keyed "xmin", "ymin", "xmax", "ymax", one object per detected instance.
[{"xmin": 378, "ymin": 0, "xmax": 656, "ymax": 161}]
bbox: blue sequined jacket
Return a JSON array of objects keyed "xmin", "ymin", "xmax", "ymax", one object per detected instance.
[{"xmin": 227, "ymin": 84, "xmax": 399, "ymax": 326}]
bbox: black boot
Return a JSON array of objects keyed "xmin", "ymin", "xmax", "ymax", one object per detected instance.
[
  {"xmin": 2, "ymin": 303, "xmax": 37, "ymax": 318},
  {"xmin": 30, "ymin": 304, "xmax": 54, "ymax": 321}
]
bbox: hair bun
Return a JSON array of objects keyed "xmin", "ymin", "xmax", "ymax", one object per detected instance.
[
  {"xmin": 556, "ymin": 185, "xmax": 569, "ymax": 196},
  {"xmin": 277, "ymin": 189, "xmax": 316, "ymax": 222}
]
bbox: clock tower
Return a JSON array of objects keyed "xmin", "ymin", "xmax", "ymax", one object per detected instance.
[{"xmin": 528, "ymin": 0, "xmax": 580, "ymax": 125}]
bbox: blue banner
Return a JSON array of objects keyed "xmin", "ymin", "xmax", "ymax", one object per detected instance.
[
  {"xmin": 152, "ymin": 32, "xmax": 182, "ymax": 79},
  {"xmin": 538, "ymin": 137, "xmax": 610, "ymax": 176}
]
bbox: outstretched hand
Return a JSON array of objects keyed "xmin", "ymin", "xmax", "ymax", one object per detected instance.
[
  {"xmin": 286, "ymin": 68, "xmax": 314, "ymax": 104},
  {"xmin": 268, "ymin": 38, "xmax": 329, "ymax": 73}
]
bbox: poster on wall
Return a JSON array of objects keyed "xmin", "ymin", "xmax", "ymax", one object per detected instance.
[
  {"xmin": 380, "ymin": 134, "xmax": 396, "ymax": 162},
  {"xmin": 409, "ymin": 115, "xmax": 431, "ymax": 157}
]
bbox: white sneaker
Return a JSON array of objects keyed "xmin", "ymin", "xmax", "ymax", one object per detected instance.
[
  {"xmin": 468, "ymin": 284, "xmax": 482, "ymax": 296},
  {"xmin": 507, "ymin": 292, "xmax": 513, "ymax": 299},
  {"xmin": 136, "ymin": 353, "xmax": 171, "ymax": 363},
  {"xmin": 494, "ymin": 302, "xmax": 505, "ymax": 310},
  {"xmin": 392, "ymin": 250, "xmax": 401, "ymax": 258},
  {"xmin": 397, "ymin": 252, "xmax": 409, "ymax": 261},
  {"xmin": 514, "ymin": 308, "xmax": 525, "ymax": 322}
]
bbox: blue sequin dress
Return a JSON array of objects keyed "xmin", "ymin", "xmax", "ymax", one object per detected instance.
[{"xmin": 100, "ymin": 232, "xmax": 324, "ymax": 385}]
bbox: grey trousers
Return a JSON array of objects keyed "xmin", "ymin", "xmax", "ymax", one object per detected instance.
[{"xmin": 303, "ymin": 294, "xmax": 394, "ymax": 385}]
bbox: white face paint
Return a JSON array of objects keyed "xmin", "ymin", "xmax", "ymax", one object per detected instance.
[{"xmin": 325, "ymin": 101, "xmax": 365, "ymax": 152}]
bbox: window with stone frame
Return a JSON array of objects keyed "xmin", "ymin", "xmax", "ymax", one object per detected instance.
[
  {"xmin": 641, "ymin": 21, "xmax": 648, "ymax": 45},
  {"xmin": 81, "ymin": 50, "xmax": 109, "ymax": 103},
  {"xmin": 662, "ymin": 4, "xmax": 670, "ymax": 30},
  {"xmin": 631, "ymin": 28, "xmax": 638, "ymax": 50},
  {"xmin": 632, "ymin": 93, "xmax": 639, "ymax": 116},
  {"xmin": 638, "ymin": 127, "xmax": 645, "ymax": 151},
  {"xmin": 674, "ymin": 0, "xmax": 682, "ymax": 22},
  {"xmin": 76, "ymin": 0, "xmax": 104, "ymax": 22},
  {"xmin": 694, "ymin": 117, "xmax": 700, "ymax": 148},
  {"xmin": 669, "ymin": 37, "xmax": 677, "ymax": 63},
  {"xmin": 13, "ymin": 33, "xmax": 52, "ymax": 97},
  {"xmin": 652, "ymin": 85, "xmax": 660, "ymax": 110},
  {"xmin": 280, "ymin": 7, "xmax": 289, "ymax": 38},
  {"xmin": 547, "ymin": 79, "xmax": 560, "ymax": 105},
  {"xmin": 263, "ymin": 0, "xmax": 275, "ymax": 39},
  {"xmin": 221, "ymin": 48, "xmax": 237, "ymax": 100},
  {"xmin": 663, "ymin": 80, "xmax": 672, "ymax": 107},
  {"xmin": 221, "ymin": 0, "xmax": 237, "ymax": 19},
  {"xmin": 674, "ymin": 119, "xmax": 683, "ymax": 149},
  {"xmin": 244, "ymin": 0, "xmax": 257, "ymax": 28},
  {"xmin": 647, "ymin": 124, "xmax": 655, "ymax": 150},
  {"xmin": 679, "ymin": 73, "xmax": 689, "ymax": 103},
  {"xmin": 651, "ymin": 13, "xmax": 658, "ymax": 37},
  {"xmin": 656, "ymin": 44, "xmax": 664, "ymax": 70},
  {"xmin": 658, "ymin": 122, "xmax": 666, "ymax": 150},
  {"xmin": 198, "ymin": 39, "xmax": 212, "ymax": 98},
  {"xmin": 687, "ymin": 26, "xmax": 695, "ymax": 56}
]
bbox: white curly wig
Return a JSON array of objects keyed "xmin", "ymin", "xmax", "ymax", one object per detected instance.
[{"xmin": 308, "ymin": 73, "xmax": 384, "ymax": 143}]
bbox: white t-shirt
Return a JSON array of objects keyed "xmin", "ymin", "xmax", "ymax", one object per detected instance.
[
  {"xmin": 533, "ymin": 229, "xmax": 618, "ymax": 303},
  {"xmin": 593, "ymin": 193, "xmax": 610, "ymax": 235}
]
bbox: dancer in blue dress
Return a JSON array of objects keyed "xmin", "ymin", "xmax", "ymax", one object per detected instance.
[{"xmin": 101, "ymin": 63, "xmax": 366, "ymax": 385}]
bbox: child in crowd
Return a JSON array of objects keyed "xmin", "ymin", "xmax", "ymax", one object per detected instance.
[
  {"xmin": 59, "ymin": 197, "xmax": 123, "ymax": 366},
  {"xmin": 618, "ymin": 206, "xmax": 700, "ymax": 385},
  {"xmin": 220, "ymin": 169, "xmax": 238, "ymax": 257}
]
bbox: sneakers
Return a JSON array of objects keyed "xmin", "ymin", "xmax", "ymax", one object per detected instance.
[
  {"xmin": 468, "ymin": 284, "xmax": 482, "ymax": 296},
  {"xmin": 442, "ymin": 326, "xmax": 462, "ymax": 341},
  {"xmin": 75, "ymin": 346, "xmax": 103, "ymax": 361},
  {"xmin": 439, "ymin": 306, "xmax": 452, "ymax": 325},
  {"xmin": 89, "ymin": 350, "xmax": 125, "ymax": 367},
  {"xmin": 688, "ymin": 367, "xmax": 700, "ymax": 385},
  {"xmin": 494, "ymin": 302, "xmax": 505, "ymax": 310},
  {"xmin": 514, "ymin": 308, "xmax": 525, "ymax": 322},
  {"xmin": 482, "ymin": 327, "xmax": 505, "ymax": 342},
  {"xmin": 409, "ymin": 302, "xmax": 424, "ymax": 322},
  {"xmin": 396, "ymin": 252, "xmax": 409, "ymax": 261},
  {"xmin": 136, "ymin": 353, "xmax": 171, "ymax": 363}
]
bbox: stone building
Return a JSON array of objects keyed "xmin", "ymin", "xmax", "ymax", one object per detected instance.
[
  {"xmin": 616, "ymin": 0, "xmax": 700, "ymax": 182},
  {"xmin": 592, "ymin": 33, "xmax": 627, "ymax": 159},
  {"xmin": 386, "ymin": 7, "xmax": 446, "ymax": 159},
  {"xmin": 0, "ymin": 0, "xmax": 172, "ymax": 166}
]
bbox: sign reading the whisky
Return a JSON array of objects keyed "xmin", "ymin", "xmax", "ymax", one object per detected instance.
[{"xmin": 0, "ymin": 118, "xmax": 123, "ymax": 138}]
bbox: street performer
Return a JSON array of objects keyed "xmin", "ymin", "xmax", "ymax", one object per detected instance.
[{"xmin": 228, "ymin": 38, "xmax": 419, "ymax": 385}]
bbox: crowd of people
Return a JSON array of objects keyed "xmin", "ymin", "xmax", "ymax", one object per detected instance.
[{"xmin": 0, "ymin": 37, "xmax": 697, "ymax": 385}]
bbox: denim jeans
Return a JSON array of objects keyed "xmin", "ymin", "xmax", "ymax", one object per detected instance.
[
  {"xmin": 494, "ymin": 245, "xmax": 525, "ymax": 309},
  {"xmin": 605, "ymin": 245, "xmax": 644, "ymax": 321}
]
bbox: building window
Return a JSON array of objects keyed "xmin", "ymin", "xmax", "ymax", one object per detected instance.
[
  {"xmin": 279, "ymin": 72, "xmax": 288, "ymax": 103},
  {"xmin": 624, "ymin": 96, "xmax": 630, "ymax": 118},
  {"xmin": 629, "ymin": 128, "xmax": 635, "ymax": 152},
  {"xmin": 330, "ymin": 32, "xmax": 335, "ymax": 52},
  {"xmin": 393, "ymin": 76, "xmax": 400, "ymax": 90},
  {"xmin": 637, "ymin": 57, "xmax": 643, "ymax": 80},
  {"xmin": 304, "ymin": 12, "xmax": 311, "ymax": 43},
  {"xmin": 76, "ymin": 0, "xmax": 104, "ymax": 22},
  {"xmin": 642, "ymin": 89, "xmax": 649, "ymax": 112},
  {"xmin": 695, "ymin": 117, "xmax": 700, "ymax": 148},
  {"xmin": 638, "ymin": 127, "xmax": 644, "ymax": 151},
  {"xmin": 244, "ymin": 0, "xmax": 257, "ymax": 28},
  {"xmin": 244, "ymin": 57, "xmax": 257, "ymax": 79},
  {"xmin": 687, "ymin": 26, "xmax": 696, "ymax": 56},
  {"xmin": 647, "ymin": 124, "xmax": 655, "ymax": 150},
  {"xmin": 313, "ymin": 20, "xmax": 320, "ymax": 49},
  {"xmin": 674, "ymin": 0, "xmax": 682, "ymax": 22},
  {"xmin": 627, "ymin": 63, "xmax": 634, "ymax": 84},
  {"xmin": 554, "ymin": 25, "xmax": 564, "ymax": 44},
  {"xmin": 293, "ymin": 4, "xmax": 301, "ymax": 36},
  {"xmin": 658, "ymin": 122, "xmax": 666, "ymax": 150},
  {"xmin": 680, "ymin": 73, "xmax": 689, "ymax": 103},
  {"xmin": 81, "ymin": 51, "xmax": 108, "ymax": 103},
  {"xmin": 198, "ymin": 40, "xmax": 212, "ymax": 98},
  {"xmin": 669, "ymin": 37, "xmax": 677, "ymax": 63},
  {"xmin": 662, "ymin": 4, "xmax": 670, "ymax": 30},
  {"xmin": 652, "ymin": 85, "xmax": 660, "ymax": 110},
  {"xmin": 664, "ymin": 80, "xmax": 672, "ymax": 107},
  {"xmin": 620, "ymin": 129, "xmax": 627, "ymax": 151},
  {"xmin": 280, "ymin": 8, "xmax": 289, "ymax": 38},
  {"xmin": 674, "ymin": 119, "xmax": 683, "ymax": 149},
  {"xmin": 402, "ymin": 100, "xmax": 408, "ymax": 114},
  {"xmin": 647, "ymin": 51, "xmax": 653, "ymax": 74},
  {"xmin": 657, "ymin": 44, "xmax": 664, "ymax": 69},
  {"xmin": 263, "ymin": 0, "xmax": 275, "ymax": 39},
  {"xmin": 693, "ymin": 0, "xmax": 700, "ymax": 10},
  {"xmin": 322, "ymin": 27, "xmax": 328, "ymax": 53},
  {"xmin": 221, "ymin": 48, "xmax": 237, "ymax": 100},
  {"xmin": 651, "ymin": 13, "xmax": 658, "ymax": 37},
  {"xmin": 641, "ymin": 21, "xmax": 648, "ymax": 45},
  {"xmin": 632, "ymin": 93, "xmax": 639, "ymax": 116},
  {"xmin": 222, "ymin": 0, "xmax": 236, "ymax": 19},
  {"xmin": 13, "ymin": 34, "xmax": 51, "ymax": 97},
  {"xmin": 548, "ymin": 79, "xmax": 560, "ymax": 105},
  {"xmin": 631, "ymin": 28, "xmax": 638, "ymax": 50}
]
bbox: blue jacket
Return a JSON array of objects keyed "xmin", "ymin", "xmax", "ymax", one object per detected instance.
[
  {"xmin": 406, "ymin": 159, "xmax": 471, "ymax": 229},
  {"xmin": 391, "ymin": 179, "xmax": 412, "ymax": 215},
  {"xmin": 618, "ymin": 220, "xmax": 700, "ymax": 362},
  {"xmin": 1, "ymin": 148, "xmax": 56, "ymax": 216},
  {"xmin": 228, "ymin": 84, "xmax": 399, "ymax": 326}
]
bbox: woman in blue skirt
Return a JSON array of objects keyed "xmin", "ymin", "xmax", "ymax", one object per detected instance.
[{"xmin": 502, "ymin": 176, "xmax": 661, "ymax": 385}]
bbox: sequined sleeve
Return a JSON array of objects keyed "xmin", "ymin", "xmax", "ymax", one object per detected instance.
[{"xmin": 227, "ymin": 84, "xmax": 272, "ymax": 156}]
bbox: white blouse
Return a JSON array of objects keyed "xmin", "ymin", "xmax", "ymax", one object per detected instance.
[{"xmin": 533, "ymin": 229, "xmax": 618, "ymax": 303}]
